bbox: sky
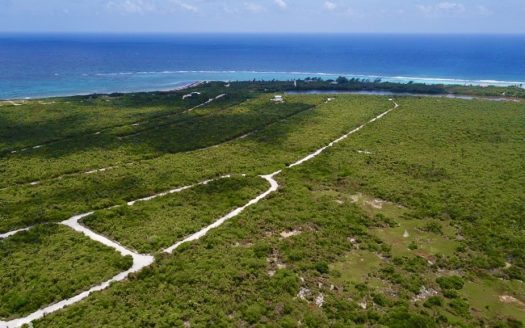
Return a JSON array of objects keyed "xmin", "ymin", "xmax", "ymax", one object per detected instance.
[{"xmin": 0, "ymin": 0, "xmax": 523, "ymax": 34}]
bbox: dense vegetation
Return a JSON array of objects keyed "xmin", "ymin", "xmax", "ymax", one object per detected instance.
[
  {"xmin": 0, "ymin": 81, "xmax": 523, "ymax": 327},
  {"xmin": 0, "ymin": 91, "xmax": 319, "ymax": 187},
  {"xmin": 84, "ymin": 176, "xmax": 269, "ymax": 253},
  {"xmin": 323, "ymin": 97, "xmax": 525, "ymax": 274},
  {"xmin": 240, "ymin": 78, "xmax": 525, "ymax": 98},
  {"xmin": 0, "ymin": 92, "xmax": 386, "ymax": 231},
  {"xmin": 0, "ymin": 90, "xmax": 209, "ymax": 152},
  {"xmin": 0, "ymin": 225, "xmax": 131, "ymax": 320}
]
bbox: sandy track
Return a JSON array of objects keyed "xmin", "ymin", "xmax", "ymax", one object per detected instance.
[
  {"xmin": 0, "ymin": 227, "xmax": 32, "ymax": 239},
  {"xmin": 0, "ymin": 173, "xmax": 267, "ymax": 328},
  {"xmin": 1, "ymin": 212, "xmax": 155, "ymax": 328},
  {"xmin": 0, "ymin": 99, "xmax": 398, "ymax": 328},
  {"xmin": 2, "ymin": 88, "xmax": 219, "ymax": 157},
  {"xmin": 0, "ymin": 175, "xmax": 238, "ymax": 239},
  {"xmin": 117, "ymin": 95, "xmax": 226, "ymax": 139},
  {"xmin": 290, "ymin": 100, "xmax": 398, "ymax": 167},
  {"xmin": 1, "ymin": 101, "xmax": 315, "ymax": 191},
  {"xmin": 164, "ymin": 171, "xmax": 280, "ymax": 254}
]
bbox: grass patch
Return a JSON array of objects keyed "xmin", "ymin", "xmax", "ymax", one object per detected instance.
[
  {"xmin": 373, "ymin": 218, "xmax": 458, "ymax": 258},
  {"xmin": 347, "ymin": 192, "xmax": 406, "ymax": 221},
  {"xmin": 330, "ymin": 250, "xmax": 384, "ymax": 285},
  {"xmin": 462, "ymin": 278, "xmax": 525, "ymax": 323}
]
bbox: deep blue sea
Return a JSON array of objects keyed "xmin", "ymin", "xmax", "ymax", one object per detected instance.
[{"xmin": 0, "ymin": 34, "xmax": 524, "ymax": 99}]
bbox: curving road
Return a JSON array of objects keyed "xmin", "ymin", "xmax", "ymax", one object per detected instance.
[
  {"xmin": 0, "ymin": 99, "xmax": 398, "ymax": 328},
  {"xmin": 2, "ymin": 90, "xmax": 221, "ymax": 157}
]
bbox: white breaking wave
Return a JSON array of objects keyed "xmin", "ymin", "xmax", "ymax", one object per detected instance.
[{"xmin": 90, "ymin": 70, "xmax": 524, "ymax": 87}]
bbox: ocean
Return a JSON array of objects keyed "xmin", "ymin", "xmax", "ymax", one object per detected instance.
[{"xmin": 0, "ymin": 33, "xmax": 524, "ymax": 99}]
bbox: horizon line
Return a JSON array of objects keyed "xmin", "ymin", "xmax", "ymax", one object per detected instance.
[{"xmin": 1, "ymin": 31, "xmax": 524, "ymax": 36}]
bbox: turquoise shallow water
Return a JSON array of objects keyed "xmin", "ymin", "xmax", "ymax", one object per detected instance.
[{"xmin": 1, "ymin": 34, "xmax": 524, "ymax": 99}]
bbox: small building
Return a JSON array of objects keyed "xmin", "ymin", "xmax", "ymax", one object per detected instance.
[{"xmin": 271, "ymin": 95, "xmax": 284, "ymax": 103}]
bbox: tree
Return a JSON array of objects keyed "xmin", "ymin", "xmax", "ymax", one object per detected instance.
[{"xmin": 336, "ymin": 76, "xmax": 349, "ymax": 84}]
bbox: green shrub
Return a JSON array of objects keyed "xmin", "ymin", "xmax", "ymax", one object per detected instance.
[
  {"xmin": 424, "ymin": 296, "xmax": 443, "ymax": 307},
  {"xmin": 315, "ymin": 262, "xmax": 329, "ymax": 274},
  {"xmin": 366, "ymin": 310, "xmax": 381, "ymax": 322},
  {"xmin": 253, "ymin": 243, "xmax": 271, "ymax": 258},
  {"xmin": 442, "ymin": 289, "xmax": 459, "ymax": 299},
  {"xmin": 271, "ymin": 269, "xmax": 300, "ymax": 295},
  {"xmin": 436, "ymin": 276, "xmax": 465, "ymax": 290},
  {"xmin": 279, "ymin": 316, "xmax": 297, "ymax": 328},
  {"xmin": 243, "ymin": 303, "xmax": 266, "ymax": 324},
  {"xmin": 422, "ymin": 222, "xmax": 443, "ymax": 235},
  {"xmin": 372, "ymin": 293, "xmax": 389, "ymax": 307},
  {"xmin": 448, "ymin": 299, "xmax": 471, "ymax": 318},
  {"xmin": 506, "ymin": 318, "xmax": 524, "ymax": 328},
  {"xmin": 304, "ymin": 312, "xmax": 328, "ymax": 327},
  {"xmin": 381, "ymin": 309, "xmax": 437, "ymax": 328},
  {"xmin": 505, "ymin": 266, "xmax": 525, "ymax": 281}
]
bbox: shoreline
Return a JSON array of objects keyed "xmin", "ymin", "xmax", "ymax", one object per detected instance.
[
  {"xmin": 2, "ymin": 79, "xmax": 524, "ymax": 102},
  {"xmin": 88, "ymin": 70, "xmax": 525, "ymax": 86},
  {"xmin": 1, "ymin": 72, "xmax": 524, "ymax": 101},
  {"xmin": 0, "ymin": 81, "xmax": 203, "ymax": 102}
]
